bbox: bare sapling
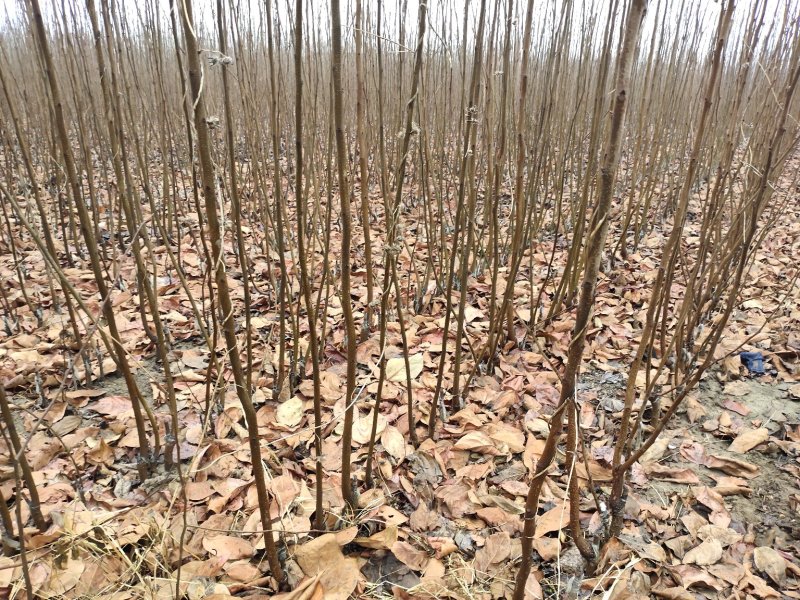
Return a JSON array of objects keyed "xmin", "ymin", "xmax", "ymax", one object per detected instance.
[
  {"xmin": 292, "ymin": 0, "xmax": 325, "ymax": 531},
  {"xmin": 329, "ymin": 0, "xmax": 359, "ymax": 510},
  {"xmin": 176, "ymin": 0, "xmax": 284, "ymax": 585},
  {"xmin": 513, "ymin": 1, "xmax": 647, "ymax": 596},
  {"xmin": 0, "ymin": 384, "xmax": 46, "ymax": 531},
  {"xmin": 27, "ymin": 0, "xmax": 154, "ymax": 480},
  {"xmin": 607, "ymin": 0, "xmax": 800, "ymax": 540}
]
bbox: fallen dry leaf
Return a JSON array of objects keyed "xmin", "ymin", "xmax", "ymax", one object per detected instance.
[
  {"xmin": 685, "ymin": 396, "xmax": 707, "ymax": 423},
  {"xmin": 651, "ymin": 585, "xmax": 695, "ymax": 599},
  {"xmin": 683, "ymin": 538, "xmax": 723, "ymax": 566},
  {"xmin": 645, "ymin": 463, "xmax": 701, "ymax": 484},
  {"xmin": 708, "ymin": 562, "xmax": 745, "ymax": 587},
  {"xmin": 618, "ymin": 532, "xmax": 667, "ymax": 563},
  {"xmin": 474, "ymin": 531, "xmax": 512, "ymax": 574},
  {"xmin": 532, "ymin": 537, "xmax": 560, "ymax": 561},
  {"xmin": 640, "ymin": 433, "xmax": 674, "ymax": 464},
  {"xmin": 185, "ymin": 481, "xmax": 216, "ymax": 501},
  {"xmin": 272, "ymin": 575, "xmax": 324, "ymax": 600},
  {"xmin": 524, "ymin": 570, "xmax": 544, "ymax": 599},
  {"xmin": 753, "ymin": 546, "xmax": 787, "ymax": 586},
  {"xmin": 705, "ymin": 454, "xmax": 760, "ymax": 478},
  {"xmin": 223, "ymin": 561, "xmax": 261, "ymax": 582},
  {"xmin": 293, "ymin": 534, "xmax": 362, "ymax": 600},
  {"xmin": 276, "ymin": 396, "xmax": 304, "ymax": 428},
  {"xmin": 91, "ymin": 395, "xmax": 133, "ymax": 417},
  {"xmin": 352, "ymin": 410, "xmax": 386, "ymax": 445},
  {"xmin": 38, "ymin": 558, "xmax": 84, "ymax": 598},
  {"xmin": 486, "ymin": 422, "xmax": 526, "ymax": 453},
  {"xmin": 386, "ymin": 353, "xmax": 424, "ymax": 382},
  {"xmin": 721, "ymin": 398, "xmax": 750, "ymax": 416},
  {"xmin": 409, "ymin": 502, "xmax": 440, "ymax": 531},
  {"xmin": 381, "ymin": 425, "xmax": 408, "ymax": 461},
  {"xmin": 575, "ymin": 460, "xmax": 613, "ymax": 482},
  {"xmin": 392, "ymin": 540, "xmax": 430, "ymax": 571},
  {"xmin": 202, "ymin": 535, "xmax": 254, "ymax": 561},
  {"xmin": 354, "ymin": 524, "xmax": 398, "ymax": 550},
  {"xmin": 534, "ymin": 503, "xmax": 570, "ymax": 539},
  {"xmin": 421, "ymin": 557, "xmax": 445, "ymax": 581},
  {"xmin": 729, "ymin": 427, "xmax": 769, "ymax": 453},
  {"xmin": 723, "ymin": 381, "xmax": 750, "ymax": 397},
  {"xmin": 697, "ymin": 524, "xmax": 742, "ymax": 547},
  {"xmin": 670, "ymin": 564, "xmax": 723, "ymax": 591},
  {"xmin": 711, "ymin": 475, "xmax": 752, "ymax": 496},
  {"xmin": 454, "ymin": 430, "xmax": 498, "ymax": 454}
]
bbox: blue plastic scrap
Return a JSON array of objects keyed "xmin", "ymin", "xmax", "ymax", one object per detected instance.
[{"xmin": 739, "ymin": 351, "xmax": 765, "ymax": 375}]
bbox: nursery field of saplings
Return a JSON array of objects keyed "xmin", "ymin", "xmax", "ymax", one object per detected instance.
[{"xmin": 0, "ymin": 0, "xmax": 799, "ymax": 598}]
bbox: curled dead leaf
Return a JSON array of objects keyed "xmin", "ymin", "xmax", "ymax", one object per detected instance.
[
  {"xmin": 454, "ymin": 430, "xmax": 498, "ymax": 454},
  {"xmin": 683, "ymin": 538, "xmax": 723, "ymax": 566},
  {"xmin": 753, "ymin": 546, "xmax": 787, "ymax": 585},
  {"xmin": 276, "ymin": 396, "xmax": 304, "ymax": 428},
  {"xmin": 685, "ymin": 396, "xmax": 707, "ymax": 423},
  {"xmin": 534, "ymin": 503, "xmax": 570, "ymax": 539},
  {"xmin": 705, "ymin": 454, "xmax": 759, "ymax": 478},
  {"xmin": 293, "ymin": 534, "xmax": 362, "ymax": 600},
  {"xmin": 381, "ymin": 425, "xmax": 408, "ymax": 461},
  {"xmin": 352, "ymin": 410, "xmax": 386, "ymax": 445},
  {"xmin": 728, "ymin": 427, "xmax": 769, "ymax": 453},
  {"xmin": 185, "ymin": 481, "xmax": 216, "ymax": 501},
  {"xmin": 474, "ymin": 532, "xmax": 511, "ymax": 574},
  {"xmin": 644, "ymin": 463, "xmax": 700, "ymax": 484},
  {"xmin": 391, "ymin": 540, "xmax": 430, "ymax": 571},
  {"xmin": 640, "ymin": 434, "xmax": 673, "ymax": 465},
  {"xmin": 353, "ymin": 524, "xmax": 398, "ymax": 550},
  {"xmin": 272, "ymin": 575, "xmax": 324, "ymax": 600},
  {"xmin": 618, "ymin": 533, "xmax": 667, "ymax": 563},
  {"xmin": 386, "ymin": 353, "xmax": 424, "ymax": 382},
  {"xmin": 202, "ymin": 535, "xmax": 254, "ymax": 561}
]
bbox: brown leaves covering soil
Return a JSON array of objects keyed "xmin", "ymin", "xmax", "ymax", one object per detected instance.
[{"xmin": 0, "ymin": 155, "xmax": 799, "ymax": 600}]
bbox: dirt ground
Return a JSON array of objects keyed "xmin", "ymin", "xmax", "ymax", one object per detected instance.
[{"xmin": 586, "ymin": 365, "xmax": 800, "ymax": 547}]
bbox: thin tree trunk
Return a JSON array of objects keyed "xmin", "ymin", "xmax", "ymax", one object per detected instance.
[
  {"xmin": 513, "ymin": 1, "xmax": 647, "ymax": 597},
  {"xmin": 176, "ymin": 0, "xmax": 285, "ymax": 585}
]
